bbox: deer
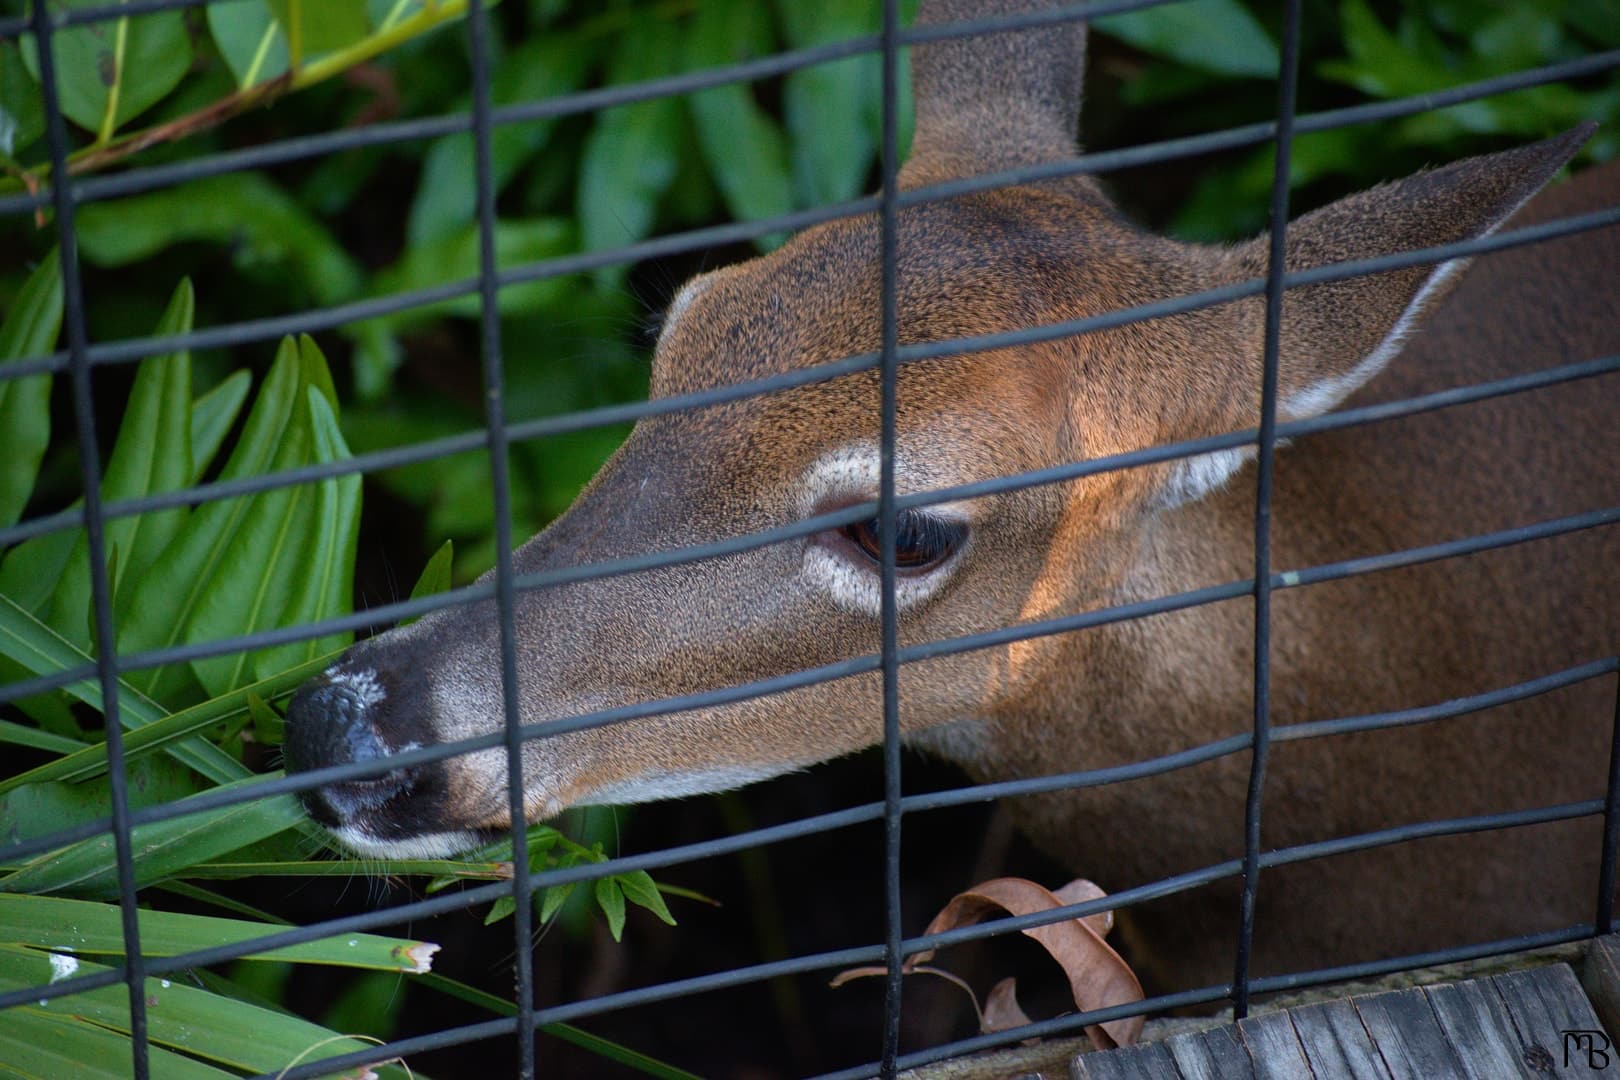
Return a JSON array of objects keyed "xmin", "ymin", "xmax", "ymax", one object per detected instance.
[{"xmin": 284, "ymin": 0, "xmax": 1620, "ymax": 992}]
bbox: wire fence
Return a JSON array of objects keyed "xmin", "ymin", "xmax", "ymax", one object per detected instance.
[{"xmin": 3, "ymin": 0, "xmax": 1618, "ymax": 1077}]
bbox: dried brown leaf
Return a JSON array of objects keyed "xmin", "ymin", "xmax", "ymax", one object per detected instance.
[
  {"xmin": 1053, "ymin": 878, "xmax": 1114, "ymax": 939},
  {"xmin": 916, "ymin": 877, "xmax": 1144, "ymax": 1049},
  {"xmin": 982, "ymin": 976, "xmax": 1034, "ymax": 1036}
]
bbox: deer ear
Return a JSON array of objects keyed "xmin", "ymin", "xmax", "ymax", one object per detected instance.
[
  {"xmin": 1227, "ymin": 124, "xmax": 1594, "ymax": 422},
  {"xmin": 898, "ymin": 0, "xmax": 1085, "ymax": 187}
]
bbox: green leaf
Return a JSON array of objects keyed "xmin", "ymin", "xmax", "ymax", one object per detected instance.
[
  {"xmin": 0, "ymin": 777, "xmax": 306, "ymax": 899},
  {"xmin": 0, "ymin": 719, "xmax": 84, "ymax": 755},
  {"xmin": 0, "ymin": 893, "xmax": 440, "ymax": 971},
  {"xmin": 686, "ymin": 0, "xmax": 794, "ymax": 247},
  {"xmin": 102, "ymin": 280, "xmax": 196, "ymax": 621},
  {"xmin": 0, "ymin": 594, "xmax": 248, "ymax": 787},
  {"xmin": 402, "ymin": 539, "xmax": 455, "ymax": 627},
  {"xmin": 246, "ymin": 692, "xmax": 285, "ymax": 747},
  {"xmin": 408, "ymin": 35, "xmax": 593, "ymax": 247},
  {"xmin": 207, "ymin": 0, "xmax": 292, "ymax": 89},
  {"xmin": 0, "ymin": 248, "xmax": 60, "ymax": 530},
  {"xmin": 189, "ymin": 371, "xmax": 253, "ymax": 483},
  {"xmin": 777, "ymin": 0, "xmax": 880, "ymax": 207},
  {"xmin": 616, "ymin": 869, "xmax": 677, "ymax": 927},
  {"xmin": 1095, "ymin": 0, "xmax": 1279, "ymax": 79},
  {"xmin": 0, "ymin": 650, "xmax": 334, "ymax": 796},
  {"xmin": 75, "ymin": 173, "xmax": 364, "ymax": 307},
  {"xmin": 118, "ymin": 339, "xmax": 304, "ymax": 702},
  {"xmin": 251, "ymin": 365, "xmax": 362, "ymax": 681},
  {"xmin": 538, "ymin": 881, "xmax": 575, "ymax": 924},
  {"xmin": 182, "ymin": 390, "xmax": 315, "ymax": 694},
  {"xmin": 374, "ymin": 219, "xmax": 575, "ymax": 321},
  {"xmin": 577, "ymin": 22, "xmax": 683, "ymax": 282},
  {"xmin": 266, "ymin": 0, "xmax": 372, "ymax": 55},
  {"xmin": 1319, "ymin": 0, "xmax": 1449, "ymax": 98},
  {"xmin": 594, "ymin": 875, "xmax": 626, "ymax": 941},
  {"xmin": 0, "ymin": 40, "xmax": 44, "ymax": 161},
  {"xmin": 349, "ymin": 217, "xmax": 574, "ymax": 371},
  {"xmin": 0, "ymin": 945, "xmax": 412, "ymax": 1078},
  {"xmin": 0, "ymin": 1006, "xmax": 231, "ymax": 1080},
  {"xmin": 0, "ymin": 755, "xmax": 197, "ymax": 852},
  {"xmin": 483, "ymin": 893, "xmax": 517, "ymax": 925},
  {"xmin": 18, "ymin": 2, "xmax": 192, "ymax": 137},
  {"xmin": 411, "ymin": 539, "xmax": 456, "ymax": 600}
]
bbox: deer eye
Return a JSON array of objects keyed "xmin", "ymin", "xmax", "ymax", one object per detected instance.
[{"xmin": 842, "ymin": 509, "xmax": 966, "ymax": 572}]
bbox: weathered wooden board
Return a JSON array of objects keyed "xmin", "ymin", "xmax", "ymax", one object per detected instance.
[
  {"xmin": 1286, "ymin": 998, "xmax": 1390, "ymax": 1079},
  {"xmin": 1071, "ymin": 960, "xmax": 1617, "ymax": 1080}
]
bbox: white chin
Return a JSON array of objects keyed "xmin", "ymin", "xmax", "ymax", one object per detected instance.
[{"xmin": 329, "ymin": 824, "xmax": 485, "ymax": 860}]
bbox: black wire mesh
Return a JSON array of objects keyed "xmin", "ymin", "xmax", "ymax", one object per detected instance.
[{"xmin": 2, "ymin": 0, "xmax": 1618, "ymax": 1077}]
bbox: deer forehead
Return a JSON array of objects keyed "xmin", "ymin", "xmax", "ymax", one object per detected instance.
[{"xmin": 651, "ymin": 197, "xmax": 1108, "ymax": 397}]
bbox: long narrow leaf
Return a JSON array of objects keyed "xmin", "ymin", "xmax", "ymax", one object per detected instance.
[
  {"xmin": 107, "ymin": 280, "xmax": 196, "ymax": 620},
  {"xmin": 0, "ymin": 893, "xmax": 440, "ymax": 971},
  {"xmin": 0, "ymin": 944, "xmax": 413, "ymax": 1077},
  {"xmin": 41, "ymin": 282, "xmax": 199, "ymax": 648},
  {"xmin": 0, "ymin": 1006, "xmax": 230, "ymax": 1079},
  {"xmin": 0, "ymin": 651, "xmax": 334, "ymax": 795},
  {"xmin": 253, "ymin": 352, "xmax": 361, "ymax": 678},
  {"xmin": 0, "ymin": 248, "xmax": 60, "ymax": 530},
  {"xmin": 119, "ymin": 339, "xmax": 304, "ymax": 703},
  {"xmin": 189, "ymin": 370, "xmax": 252, "ymax": 482},
  {"xmin": 0, "ymin": 776, "xmax": 305, "ymax": 898},
  {"xmin": 0, "ymin": 719, "xmax": 85, "ymax": 754},
  {"xmin": 0, "ymin": 595, "xmax": 246, "ymax": 786}
]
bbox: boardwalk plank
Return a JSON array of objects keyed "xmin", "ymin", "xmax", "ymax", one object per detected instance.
[
  {"xmin": 1070, "ymin": 1038, "xmax": 1182, "ymax": 1080},
  {"xmin": 1236, "ymin": 1011, "xmax": 1314, "ymax": 1080},
  {"xmin": 1352, "ymin": 987, "xmax": 1468, "ymax": 1080},
  {"xmin": 1423, "ymin": 978, "xmax": 1525, "ymax": 1080},
  {"xmin": 1164, "ymin": 1024, "xmax": 1256, "ymax": 1080},
  {"xmin": 1491, "ymin": 964, "xmax": 1618, "ymax": 1076},
  {"xmin": 1584, "ymin": 934, "xmax": 1620, "ymax": 1040},
  {"xmin": 1287, "ymin": 998, "xmax": 1391, "ymax": 1079}
]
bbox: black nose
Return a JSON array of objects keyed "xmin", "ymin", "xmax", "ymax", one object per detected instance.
[{"xmin": 284, "ymin": 674, "xmax": 416, "ymax": 826}]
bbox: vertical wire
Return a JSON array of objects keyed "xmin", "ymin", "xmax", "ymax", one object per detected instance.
[
  {"xmin": 1596, "ymin": 668, "xmax": 1620, "ymax": 932},
  {"xmin": 465, "ymin": 2, "xmax": 537, "ymax": 1074},
  {"xmin": 878, "ymin": 0, "xmax": 905, "ymax": 1073},
  {"xmin": 1232, "ymin": 0, "xmax": 1303, "ymax": 1020},
  {"xmin": 29, "ymin": 5, "xmax": 150, "ymax": 1075}
]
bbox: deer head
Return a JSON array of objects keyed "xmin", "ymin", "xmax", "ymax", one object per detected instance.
[{"xmin": 282, "ymin": 0, "xmax": 1591, "ymax": 863}]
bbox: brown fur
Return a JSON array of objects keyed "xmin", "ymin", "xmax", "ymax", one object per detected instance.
[{"xmin": 285, "ymin": 0, "xmax": 1619, "ymax": 991}]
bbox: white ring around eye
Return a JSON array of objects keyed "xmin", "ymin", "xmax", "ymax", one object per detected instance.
[{"xmin": 796, "ymin": 443, "xmax": 972, "ymax": 617}]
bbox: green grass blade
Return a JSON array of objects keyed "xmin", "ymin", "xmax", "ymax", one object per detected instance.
[
  {"xmin": 0, "ymin": 776, "xmax": 306, "ymax": 898},
  {"xmin": 0, "ymin": 719, "xmax": 85, "ymax": 754},
  {"xmin": 0, "ymin": 945, "xmax": 414, "ymax": 1077},
  {"xmin": 0, "ymin": 248, "xmax": 60, "ymax": 530},
  {"xmin": 0, "ymin": 650, "xmax": 334, "ymax": 795},
  {"xmin": 0, "ymin": 893, "xmax": 440, "ymax": 971},
  {"xmin": 0, "ymin": 1006, "xmax": 233, "ymax": 1079},
  {"xmin": 0, "ymin": 595, "xmax": 246, "ymax": 786}
]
